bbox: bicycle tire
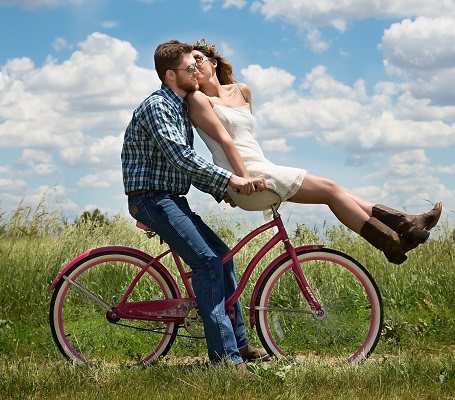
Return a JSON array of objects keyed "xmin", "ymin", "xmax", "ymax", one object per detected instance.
[
  {"xmin": 50, "ymin": 248, "xmax": 179, "ymax": 366},
  {"xmin": 255, "ymin": 248, "xmax": 383, "ymax": 364}
]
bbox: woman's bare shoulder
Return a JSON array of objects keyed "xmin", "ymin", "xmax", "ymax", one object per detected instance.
[
  {"xmin": 187, "ymin": 90, "xmax": 206, "ymax": 102},
  {"xmin": 232, "ymin": 82, "xmax": 251, "ymax": 103},
  {"xmin": 234, "ymin": 82, "xmax": 249, "ymax": 90},
  {"xmin": 187, "ymin": 90, "xmax": 214, "ymax": 107}
]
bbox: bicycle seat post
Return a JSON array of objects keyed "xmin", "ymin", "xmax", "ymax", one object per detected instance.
[{"xmin": 271, "ymin": 203, "xmax": 280, "ymax": 218}]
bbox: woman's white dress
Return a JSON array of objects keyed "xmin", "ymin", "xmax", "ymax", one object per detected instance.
[{"xmin": 196, "ymin": 104, "xmax": 306, "ymax": 211}]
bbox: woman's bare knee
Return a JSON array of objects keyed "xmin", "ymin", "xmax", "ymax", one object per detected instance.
[
  {"xmin": 291, "ymin": 175, "xmax": 342, "ymax": 204},
  {"xmin": 325, "ymin": 179, "xmax": 343, "ymax": 196}
]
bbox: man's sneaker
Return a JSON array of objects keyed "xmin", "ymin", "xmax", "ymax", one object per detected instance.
[{"xmin": 239, "ymin": 344, "xmax": 271, "ymax": 362}]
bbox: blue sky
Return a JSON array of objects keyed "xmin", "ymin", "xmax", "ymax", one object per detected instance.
[{"xmin": 1, "ymin": 0, "xmax": 454, "ymax": 232}]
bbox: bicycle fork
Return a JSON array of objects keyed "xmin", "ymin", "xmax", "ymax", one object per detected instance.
[
  {"xmin": 282, "ymin": 239, "xmax": 326, "ymax": 319},
  {"xmin": 276, "ymin": 215, "xmax": 325, "ymax": 320}
]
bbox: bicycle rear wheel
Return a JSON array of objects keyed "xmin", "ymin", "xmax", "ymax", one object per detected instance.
[
  {"xmin": 50, "ymin": 249, "xmax": 179, "ymax": 366},
  {"xmin": 255, "ymin": 248, "xmax": 383, "ymax": 364}
]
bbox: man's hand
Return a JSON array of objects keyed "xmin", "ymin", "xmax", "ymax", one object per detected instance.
[{"xmin": 228, "ymin": 175, "xmax": 267, "ymax": 195}]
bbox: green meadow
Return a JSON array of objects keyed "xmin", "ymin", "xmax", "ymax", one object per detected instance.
[{"xmin": 1, "ymin": 199, "xmax": 454, "ymax": 399}]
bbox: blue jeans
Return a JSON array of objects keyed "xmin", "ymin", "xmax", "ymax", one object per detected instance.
[{"xmin": 128, "ymin": 192, "xmax": 248, "ymax": 364}]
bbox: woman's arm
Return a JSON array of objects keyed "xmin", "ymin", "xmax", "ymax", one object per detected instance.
[{"xmin": 187, "ymin": 90, "xmax": 250, "ymax": 178}]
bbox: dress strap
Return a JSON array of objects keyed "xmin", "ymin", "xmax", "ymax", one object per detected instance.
[{"xmin": 233, "ymin": 83, "xmax": 248, "ymax": 105}]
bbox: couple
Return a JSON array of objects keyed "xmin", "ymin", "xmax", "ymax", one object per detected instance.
[{"xmin": 121, "ymin": 39, "xmax": 442, "ymax": 369}]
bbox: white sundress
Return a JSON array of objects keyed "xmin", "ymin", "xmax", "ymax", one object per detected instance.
[{"xmin": 196, "ymin": 103, "xmax": 306, "ymax": 211}]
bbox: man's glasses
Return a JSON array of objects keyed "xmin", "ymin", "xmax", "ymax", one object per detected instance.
[{"xmin": 171, "ymin": 63, "xmax": 198, "ymax": 75}]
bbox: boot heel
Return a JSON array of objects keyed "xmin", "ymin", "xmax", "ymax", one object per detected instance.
[
  {"xmin": 404, "ymin": 226, "xmax": 430, "ymax": 244},
  {"xmin": 389, "ymin": 253, "xmax": 407, "ymax": 265}
]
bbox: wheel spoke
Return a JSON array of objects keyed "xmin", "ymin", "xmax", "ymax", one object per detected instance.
[
  {"xmin": 50, "ymin": 250, "xmax": 179, "ymax": 366},
  {"xmin": 62, "ymin": 275, "xmax": 112, "ymax": 310},
  {"xmin": 255, "ymin": 306, "xmax": 314, "ymax": 315},
  {"xmin": 255, "ymin": 248, "xmax": 383, "ymax": 363}
]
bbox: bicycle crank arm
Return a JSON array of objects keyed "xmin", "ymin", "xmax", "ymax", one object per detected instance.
[{"xmin": 62, "ymin": 275, "xmax": 112, "ymax": 310}]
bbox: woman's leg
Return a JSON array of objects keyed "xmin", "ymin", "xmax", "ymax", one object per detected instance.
[
  {"xmin": 345, "ymin": 191, "xmax": 374, "ymax": 216},
  {"xmin": 289, "ymin": 174, "xmax": 441, "ymax": 241},
  {"xmin": 288, "ymin": 174, "xmax": 369, "ymax": 234},
  {"xmin": 287, "ymin": 174, "xmax": 441, "ymax": 264},
  {"xmin": 288, "ymin": 174, "xmax": 416, "ymax": 264}
]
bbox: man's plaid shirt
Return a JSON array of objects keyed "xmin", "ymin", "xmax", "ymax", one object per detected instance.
[{"xmin": 121, "ymin": 84, "xmax": 231, "ymax": 202}]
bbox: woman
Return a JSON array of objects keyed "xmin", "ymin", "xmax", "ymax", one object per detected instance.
[{"xmin": 187, "ymin": 39, "xmax": 442, "ymax": 265}]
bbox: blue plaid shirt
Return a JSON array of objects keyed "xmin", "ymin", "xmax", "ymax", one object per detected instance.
[{"xmin": 122, "ymin": 84, "xmax": 231, "ymax": 202}]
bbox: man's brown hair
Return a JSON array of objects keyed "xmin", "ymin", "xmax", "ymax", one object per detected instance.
[{"xmin": 154, "ymin": 40, "xmax": 193, "ymax": 83}]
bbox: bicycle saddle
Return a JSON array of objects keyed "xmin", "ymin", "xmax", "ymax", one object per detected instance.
[
  {"xmin": 226, "ymin": 187, "xmax": 281, "ymax": 211},
  {"xmin": 136, "ymin": 221, "xmax": 154, "ymax": 231}
]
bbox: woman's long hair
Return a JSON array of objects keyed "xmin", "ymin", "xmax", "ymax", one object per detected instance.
[{"xmin": 193, "ymin": 45, "xmax": 236, "ymax": 85}]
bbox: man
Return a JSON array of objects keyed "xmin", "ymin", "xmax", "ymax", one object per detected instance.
[{"xmin": 121, "ymin": 40, "xmax": 269, "ymax": 370}]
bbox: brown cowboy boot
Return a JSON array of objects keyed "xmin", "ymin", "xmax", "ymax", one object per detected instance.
[
  {"xmin": 360, "ymin": 217, "xmax": 420, "ymax": 264},
  {"xmin": 372, "ymin": 202, "xmax": 442, "ymax": 244},
  {"xmin": 239, "ymin": 344, "xmax": 271, "ymax": 362}
]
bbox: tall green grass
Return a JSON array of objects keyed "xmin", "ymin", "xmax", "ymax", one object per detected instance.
[
  {"xmin": 1, "ymin": 353, "xmax": 453, "ymax": 400},
  {"xmin": 1, "ymin": 199, "xmax": 454, "ymax": 399}
]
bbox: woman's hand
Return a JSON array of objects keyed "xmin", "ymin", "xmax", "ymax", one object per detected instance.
[{"xmin": 228, "ymin": 175, "xmax": 267, "ymax": 195}]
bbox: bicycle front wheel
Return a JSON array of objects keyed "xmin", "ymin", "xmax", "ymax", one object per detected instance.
[
  {"xmin": 50, "ymin": 249, "xmax": 179, "ymax": 367},
  {"xmin": 255, "ymin": 248, "xmax": 383, "ymax": 364}
]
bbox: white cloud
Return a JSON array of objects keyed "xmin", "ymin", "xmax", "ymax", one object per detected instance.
[
  {"xmin": 246, "ymin": 63, "xmax": 455, "ymax": 160},
  {"xmin": 0, "ymin": 177, "xmax": 27, "ymax": 192},
  {"xmin": 262, "ymin": 138, "xmax": 293, "ymax": 153},
  {"xmin": 0, "ymin": 184, "xmax": 79, "ymax": 217},
  {"xmin": 254, "ymin": 94, "xmax": 365, "ymax": 139},
  {"xmin": 305, "ymin": 28, "xmax": 330, "ymax": 53},
  {"xmin": 249, "ymin": 1, "xmax": 455, "ymax": 52},
  {"xmin": 200, "ymin": 0, "xmax": 246, "ymax": 11},
  {"xmin": 240, "ymin": 64, "xmax": 295, "ymax": 103},
  {"xmin": 52, "ymin": 37, "xmax": 72, "ymax": 52},
  {"xmin": 251, "ymin": 0, "xmax": 455, "ymax": 28},
  {"xmin": 101, "ymin": 20, "xmax": 119, "ymax": 29},
  {"xmin": 382, "ymin": 17, "xmax": 455, "ymax": 71},
  {"xmin": 25, "ymin": 185, "xmax": 79, "ymax": 212},
  {"xmin": 222, "ymin": 0, "xmax": 247, "ymax": 9},
  {"xmin": 16, "ymin": 149, "xmax": 58, "ymax": 176},
  {"xmin": 219, "ymin": 42, "xmax": 235, "ymax": 58},
  {"xmin": 0, "ymin": 32, "xmax": 158, "ymax": 220},
  {"xmin": 381, "ymin": 17, "xmax": 455, "ymax": 105},
  {"xmin": 77, "ymin": 169, "xmax": 122, "ymax": 188},
  {"xmin": 60, "ymin": 133, "xmax": 123, "ymax": 168},
  {"xmin": 366, "ymin": 161, "xmax": 448, "ymax": 207},
  {"xmin": 314, "ymin": 107, "xmax": 455, "ymax": 153},
  {"xmin": 0, "ymin": 21, "xmax": 453, "ymax": 227},
  {"xmin": 0, "ymin": 32, "xmax": 158, "ymax": 153},
  {"xmin": 200, "ymin": 0, "xmax": 215, "ymax": 11},
  {"xmin": 301, "ymin": 65, "xmax": 368, "ymax": 101},
  {"xmin": 432, "ymin": 164, "xmax": 455, "ymax": 174}
]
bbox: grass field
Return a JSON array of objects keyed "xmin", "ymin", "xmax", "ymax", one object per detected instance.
[{"xmin": 1, "ymin": 202, "xmax": 454, "ymax": 399}]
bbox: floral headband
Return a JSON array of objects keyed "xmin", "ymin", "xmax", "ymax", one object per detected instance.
[{"xmin": 194, "ymin": 37, "xmax": 217, "ymax": 54}]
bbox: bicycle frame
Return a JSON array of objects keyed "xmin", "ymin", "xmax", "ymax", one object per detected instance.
[
  {"xmin": 50, "ymin": 205, "xmax": 324, "ymax": 329},
  {"xmin": 220, "ymin": 208, "xmax": 324, "ymax": 326}
]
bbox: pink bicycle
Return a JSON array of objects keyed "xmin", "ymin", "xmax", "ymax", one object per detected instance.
[{"xmin": 49, "ymin": 198, "xmax": 383, "ymax": 367}]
